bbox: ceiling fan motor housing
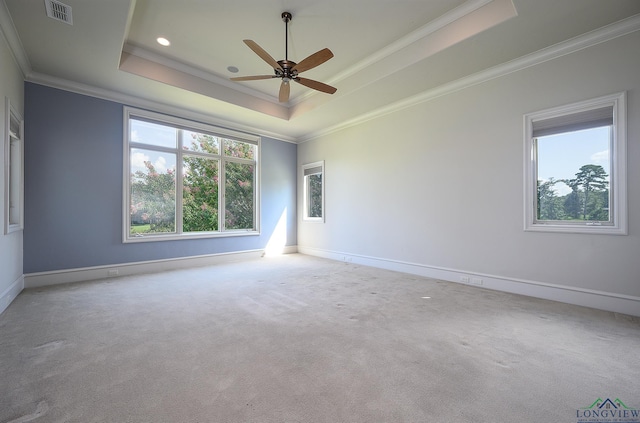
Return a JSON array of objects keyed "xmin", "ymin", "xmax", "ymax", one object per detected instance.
[{"xmin": 277, "ymin": 59, "xmax": 298, "ymax": 82}]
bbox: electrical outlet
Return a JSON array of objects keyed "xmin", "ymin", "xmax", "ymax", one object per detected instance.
[
  {"xmin": 460, "ymin": 276, "xmax": 470, "ymax": 283},
  {"xmin": 107, "ymin": 269, "xmax": 119, "ymax": 277},
  {"xmin": 471, "ymin": 278, "xmax": 483, "ymax": 285}
]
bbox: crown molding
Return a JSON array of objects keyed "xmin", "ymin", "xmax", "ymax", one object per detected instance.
[
  {"xmin": 332, "ymin": 0, "xmax": 495, "ymax": 84},
  {"xmin": 119, "ymin": 51, "xmax": 289, "ymax": 121},
  {"xmin": 0, "ymin": 0, "xmax": 31, "ymax": 77},
  {"xmin": 291, "ymin": 0, "xmax": 500, "ymax": 107},
  {"xmin": 299, "ymin": 12, "xmax": 640, "ymax": 143},
  {"xmin": 122, "ymin": 43, "xmax": 281, "ymax": 105},
  {"xmin": 25, "ymin": 72, "xmax": 297, "ymax": 143}
]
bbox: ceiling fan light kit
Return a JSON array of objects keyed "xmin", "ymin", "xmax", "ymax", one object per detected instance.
[{"xmin": 230, "ymin": 11, "xmax": 337, "ymax": 103}]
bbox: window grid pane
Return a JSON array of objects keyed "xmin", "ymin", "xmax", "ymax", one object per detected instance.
[
  {"xmin": 183, "ymin": 131, "xmax": 220, "ymax": 155},
  {"xmin": 129, "ymin": 148, "xmax": 177, "ymax": 235},
  {"xmin": 130, "ymin": 119, "xmax": 177, "ymax": 148},
  {"xmin": 225, "ymin": 162, "xmax": 255, "ymax": 230},
  {"xmin": 535, "ymin": 126, "xmax": 611, "ymax": 223},
  {"xmin": 224, "ymin": 139, "xmax": 255, "ymax": 159},
  {"xmin": 307, "ymin": 174, "xmax": 323, "ymax": 218},
  {"xmin": 183, "ymin": 156, "xmax": 219, "ymax": 232}
]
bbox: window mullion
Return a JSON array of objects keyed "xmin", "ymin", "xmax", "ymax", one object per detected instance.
[
  {"xmin": 129, "ymin": 142, "xmax": 176, "ymax": 154},
  {"xmin": 532, "ymin": 137, "xmax": 540, "ymax": 224},
  {"xmin": 175, "ymin": 130, "xmax": 184, "ymax": 234},
  {"xmin": 220, "ymin": 158, "xmax": 225, "ymax": 232},
  {"xmin": 224, "ymin": 156, "xmax": 254, "ymax": 165},
  {"xmin": 607, "ymin": 126, "xmax": 614, "ymax": 224}
]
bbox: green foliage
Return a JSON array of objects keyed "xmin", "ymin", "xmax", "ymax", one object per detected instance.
[
  {"xmin": 566, "ymin": 164, "xmax": 609, "ymax": 220},
  {"xmin": 307, "ymin": 174, "xmax": 323, "ymax": 218},
  {"xmin": 130, "ymin": 223, "xmax": 151, "ymax": 234},
  {"xmin": 129, "ymin": 134, "xmax": 255, "ymax": 235},
  {"xmin": 183, "ymin": 156, "xmax": 219, "ymax": 232},
  {"xmin": 130, "ymin": 161, "xmax": 176, "ymax": 233},
  {"xmin": 187, "ymin": 133, "xmax": 219, "ymax": 155},
  {"xmin": 225, "ymin": 162, "xmax": 254, "ymax": 230},
  {"xmin": 537, "ymin": 164, "xmax": 609, "ymax": 222},
  {"xmin": 563, "ymin": 187, "xmax": 581, "ymax": 220},
  {"xmin": 537, "ymin": 178, "xmax": 564, "ymax": 220},
  {"xmin": 224, "ymin": 139, "xmax": 255, "ymax": 159}
]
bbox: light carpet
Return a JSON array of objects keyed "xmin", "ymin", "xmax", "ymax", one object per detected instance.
[{"xmin": 1, "ymin": 254, "xmax": 639, "ymax": 422}]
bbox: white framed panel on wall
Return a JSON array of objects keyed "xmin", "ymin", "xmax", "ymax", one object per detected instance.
[{"xmin": 4, "ymin": 97, "xmax": 24, "ymax": 234}]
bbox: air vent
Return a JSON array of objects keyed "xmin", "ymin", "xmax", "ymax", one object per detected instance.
[{"xmin": 45, "ymin": 0, "xmax": 73, "ymax": 25}]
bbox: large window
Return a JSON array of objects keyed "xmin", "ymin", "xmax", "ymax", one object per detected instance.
[
  {"xmin": 302, "ymin": 161, "xmax": 324, "ymax": 222},
  {"xmin": 124, "ymin": 107, "xmax": 260, "ymax": 242},
  {"xmin": 4, "ymin": 97, "xmax": 23, "ymax": 234},
  {"xmin": 523, "ymin": 92, "xmax": 626, "ymax": 234}
]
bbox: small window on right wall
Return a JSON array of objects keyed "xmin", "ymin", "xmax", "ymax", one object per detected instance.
[
  {"xmin": 302, "ymin": 161, "xmax": 324, "ymax": 222},
  {"xmin": 524, "ymin": 92, "xmax": 627, "ymax": 235}
]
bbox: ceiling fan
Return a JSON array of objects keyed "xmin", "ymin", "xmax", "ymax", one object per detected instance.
[{"xmin": 230, "ymin": 12, "xmax": 337, "ymax": 103}]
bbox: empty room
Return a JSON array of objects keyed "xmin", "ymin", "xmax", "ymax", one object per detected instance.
[{"xmin": 1, "ymin": 0, "xmax": 639, "ymax": 422}]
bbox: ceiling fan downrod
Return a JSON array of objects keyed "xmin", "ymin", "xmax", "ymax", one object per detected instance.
[
  {"xmin": 280, "ymin": 12, "xmax": 294, "ymax": 83},
  {"xmin": 282, "ymin": 12, "xmax": 291, "ymax": 61}
]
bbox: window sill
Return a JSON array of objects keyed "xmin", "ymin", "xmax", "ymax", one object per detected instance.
[
  {"xmin": 524, "ymin": 222, "xmax": 626, "ymax": 235},
  {"xmin": 123, "ymin": 230, "xmax": 260, "ymax": 243}
]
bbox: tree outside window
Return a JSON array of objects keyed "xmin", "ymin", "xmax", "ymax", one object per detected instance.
[
  {"xmin": 125, "ymin": 108, "xmax": 259, "ymax": 242},
  {"xmin": 524, "ymin": 92, "xmax": 626, "ymax": 235},
  {"xmin": 302, "ymin": 161, "xmax": 324, "ymax": 222}
]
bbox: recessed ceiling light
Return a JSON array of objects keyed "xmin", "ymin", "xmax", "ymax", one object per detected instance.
[
  {"xmin": 227, "ymin": 66, "xmax": 239, "ymax": 73},
  {"xmin": 156, "ymin": 37, "xmax": 170, "ymax": 47}
]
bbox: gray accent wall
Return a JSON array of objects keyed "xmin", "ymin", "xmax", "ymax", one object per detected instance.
[
  {"xmin": 24, "ymin": 83, "xmax": 296, "ymax": 273},
  {"xmin": 298, "ymin": 31, "xmax": 640, "ymax": 306}
]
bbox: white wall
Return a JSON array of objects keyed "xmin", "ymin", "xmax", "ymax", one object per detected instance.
[
  {"xmin": 298, "ymin": 31, "xmax": 640, "ymax": 316},
  {"xmin": 0, "ymin": 20, "xmax": 24, "ymax": 314}
]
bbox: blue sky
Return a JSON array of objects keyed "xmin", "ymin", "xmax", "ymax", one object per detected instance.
[
  {"xmin": 130, "ymin": 119, "xmax": 223, "ymax": 176},
  {"xmin": 537, "ymin": 126, "xmax": 610, "ymax": 196}
]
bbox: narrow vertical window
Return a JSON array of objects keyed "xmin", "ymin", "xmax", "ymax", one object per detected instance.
[
  {"xmin": 524, "ymin": 92, "xmax": 626, "ymax": 234},
  {"xmin": 4, "ymin": 97, "xmax": 24, "ymax": 234},
  {"xmin": 302, "ymin": 161, "xmax": 324, "ymax": 222}
]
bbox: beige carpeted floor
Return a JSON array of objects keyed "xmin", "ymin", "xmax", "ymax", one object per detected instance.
[{"xmin": 1, "ymin": 254, "xmax": 639, "ymax": 423}]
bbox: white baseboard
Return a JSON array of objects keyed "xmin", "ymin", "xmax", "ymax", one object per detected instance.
[
  {"xmin": 265, "ymin": 245, "xmax": 298, "ymax": 256},
  {"xmin": 298, "ymin": 246, "xmax": 640, "ymax": 317},
  {"xmin": 0, "ymin": 275, "xmax": 24, "ymax": 315},
  {"xmin": 24, "ymin": 249, "xmax": 269, "ymax": 289}
]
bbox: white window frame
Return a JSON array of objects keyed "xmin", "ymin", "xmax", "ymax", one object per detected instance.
[
  {"xmin": 4, "ymin": 97, "xmax": 24, "ymax": 234},
  {"xmin": 523, "ymin": 92, "xmax": 627, "ymax": 235},
  {"xmin": 302, "ymin": 161, "xmax": 324, "ymax": 222},
  {"xmin": 123, "ymin": 107, "xmax": 260, "ymax": 243}
]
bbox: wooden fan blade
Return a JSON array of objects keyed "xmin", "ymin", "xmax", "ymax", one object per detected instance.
[
  {"xmin": 243, "ymin": 40, "xmax": 283, "ymax": 71},
  {"xmin": 291, "ymin": 48, "xmax": 334, "ymax": 73},
  {"xmin": 294, "ymin": 77, "xmax": 337, "ymax": 94},
  {"xmin": 230, "ymin": 75, "xmax": 275, "ymax": 81},
  {"xmin": 279, "ymin": 81, "xmax": 290, "ymax": 103}
]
